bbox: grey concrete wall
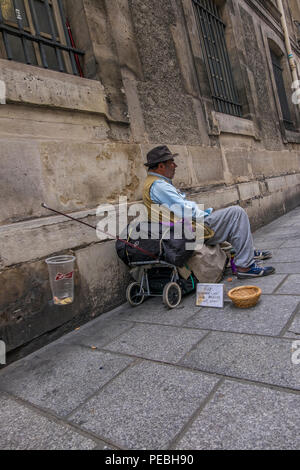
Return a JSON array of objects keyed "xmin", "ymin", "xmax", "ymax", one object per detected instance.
[{"xmin": 1, "ymin": 0, "xmax": 300, "ymax": 360}]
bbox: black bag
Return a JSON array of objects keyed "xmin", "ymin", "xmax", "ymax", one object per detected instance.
[
  {"xmin": 116, "ymin": 222, "xmax": 162, "ymax": 264},
  {"xmin": 116, "ymin": 221, "xmax": 195, "ymax": 267}
]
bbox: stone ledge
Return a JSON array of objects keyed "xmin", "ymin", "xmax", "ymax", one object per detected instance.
[
  {"xmin": 238, "ymin": 181, "xmax": 261, "ymax": 201},
  {"xmin": 1, "ymin": 186, "xmax": 237, "ymax": 268},
  {"xmin": 0, "ymin": 206, "xmax": 117, "ymax": 269},
  {"xmin": 256, "ymin": 0, "xmax": 282, "ymax": 23},
  {"xmin": 0, "ymin": 200, "xmax": 143, "ymax": 269},
  {"xmin": 0, "ymin": 207, "xmax": 98, "ymax": 233},
  {"xmin": 0, "ymin": 59, "xmax": 109, "ymax": 118},
  {"xmin": 266, "ymin": 174, "xmax": 300, "ymax": 193},
  {"xmin": 244, "ymin": 0, "xmax": 282, "ymax": 30},
  {"xmin": 266, "ymin": 176, "xmax": 287, "ymax": 193},
  {"xmin": 284, "ymin": 129, "xmax": 300, "ymax": 144},
  {"xmin": 189, "ymin": 186, "xmax": 240, "ymax": 209},
  {"xmin": 212, "ymin": 112, "xmax": 258, "ymax": 139}
]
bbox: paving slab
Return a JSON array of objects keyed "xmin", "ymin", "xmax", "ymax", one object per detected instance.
[
  {"xmin": 289, "ymin": 217, "xmax": 300, "ymax": 225},
  {"xmin": 103, "ymin": 323, "xmax": 207, "ymax": 363},
  {"xmin": 183, "ymin": 295, "xmax": 299, "ymax": 336},
  {"xmin": 276, "ymin": 274, "xmax": 300, "ymax": 295},
  {"xmin": 0, "ymin": 344, "xmax": 133, "ymax": 417},
  {"xmin": 110, "ymin": 295, "xmax": 198, "ymax": 327},
  {"xmin": 253, "ymin": 220, "xmax": 285, "ymax": 234},
  {"xmin": 269, "ymin": 247, "xmax": 300, "ymax": 263},
  {"xmin": 0, "ymin": 393, "xmax": 97, "ymax": 450},
  {"xmin": 280, "ymin": 237, "xmax": 300, "ymax": 248},
  {"xmin": 253, "ymin": 231, "xmax": 300, "ymax": 246},
  {"xmin": 252, "ymin": 238, "xmax": 285, "ymax": 249},
  {"xmin": 175, "ymin": 381, "xmax": 300, "ymax": 450},
  {"xmin": 283, "ymin": 313, "xmax": 300, "ymax": 339},
  {"xmin": 180, "ymin": 331, "xmax": 300, "ymax": 390},
  {"xmin": 283, "ymin": 331, "xmax": 300, "ymax": 340},
  {"xmin": 223, "ymin": 274, "xmax": 287, "ymax": 295},
  {"xmin": 254, "ymin": 222, "xmax": 298, "ymax": 235},
  {"xmin": 69, "ymin": 361, "xmax": 219, "ymax": 450},
  {"xmin": 63, "ymin": 319, "xmax": 135, "ymax": 348},
  {"xmin": 253, "ymin": 226, "xmax": 298, "ymax": 238},
  {"xmin": 288, "ymin": 314, "xmax": 300, "ymax": 334},
  {"xmin": 266, "ymin": 262, "xmax": 300, "ymax": 274},
  {"xmin": 251, "ymin": 222, "xmax": 300, "ymax": 247}
]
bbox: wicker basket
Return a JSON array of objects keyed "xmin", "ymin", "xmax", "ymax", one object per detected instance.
[{"xmin": 227, "ymin": 286, "xmax": 262, "ymax": 308}]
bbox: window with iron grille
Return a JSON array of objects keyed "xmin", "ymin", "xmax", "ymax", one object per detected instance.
[
  {"xmin": 0, "ymin": 0, "xmax": 84, "ymax": 76},
  {"xmin": 192, "ymin": 0, "xmax": 242, "ymax": 117},
  {"xmin": 270, "ymin": 50, "xmax": 293, "ymax": 130}
]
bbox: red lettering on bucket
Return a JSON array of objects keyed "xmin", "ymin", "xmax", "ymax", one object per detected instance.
[{"xmin": 55, "ymin": 272, "xmax": 74, "ymax": 281}]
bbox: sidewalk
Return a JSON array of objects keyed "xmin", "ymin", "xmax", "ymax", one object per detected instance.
[{"xmin": 1, "ymin": 207, "xmax": 300, "ymax": 450}]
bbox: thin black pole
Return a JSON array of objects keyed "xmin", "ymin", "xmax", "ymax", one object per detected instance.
[
  {"xmin": 12, "ymin": 0, "xmax": 31, "ymax": 64},
  {"xmin": 28, "ymin": 0, "xmax": 48, "ymax": 68},
  {"xmin": 44, "ymin": 0, "xmax": 64, "ymax": 71},
  {"xmin": 41, "ymin": 203, "xmax": 158, "ymax": 260},
  {"xmin": 57, "ymin": 0, "xmax": 78, "ymax": 75},
  {"xmin": 0, "ymin": 3, "xmax": 13, "ymax": 59}
]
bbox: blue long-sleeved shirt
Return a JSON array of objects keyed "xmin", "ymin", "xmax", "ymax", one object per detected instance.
[{"xmin": 148, "ymin": 172, "xmax": 212, "ymax": 220}]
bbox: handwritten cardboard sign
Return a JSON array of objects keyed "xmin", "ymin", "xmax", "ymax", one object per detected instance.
[{"xmin": 196, "ymin": 283, "xmax": 224, "ymax": 308}]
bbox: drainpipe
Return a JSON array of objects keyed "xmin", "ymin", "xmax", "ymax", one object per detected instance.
[{"xmin": 277, "ymin": 0, "xmax": 300, "ymax": 107}]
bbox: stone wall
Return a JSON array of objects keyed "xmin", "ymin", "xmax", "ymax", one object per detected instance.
[{"xmin": 1, "ymin": 0, "xmax": 300, "ymax": 362}]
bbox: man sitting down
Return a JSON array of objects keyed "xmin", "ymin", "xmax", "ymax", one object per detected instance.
[{"xmin": 143, "ymin": 145, "xmax": 275, "ymax": 279}]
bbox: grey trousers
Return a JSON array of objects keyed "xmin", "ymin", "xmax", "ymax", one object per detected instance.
[{"xmin": 205, "ymin": 206, "xmax": 254, "ymax": 268}]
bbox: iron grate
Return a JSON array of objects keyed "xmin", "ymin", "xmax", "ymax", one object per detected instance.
[{"xmin": 192, "ymin": 0, "xmax": 242, "ymax": 117}]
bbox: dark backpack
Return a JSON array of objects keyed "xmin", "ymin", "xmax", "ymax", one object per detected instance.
[{"xmin": 115, "ymin": 221, "xmax": 195, "ymax": 267}]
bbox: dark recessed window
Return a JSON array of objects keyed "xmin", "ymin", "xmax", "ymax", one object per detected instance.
[
  {"xmin": 192, "ymin": 0, "xmax": 242, "ymax": 117},
  {"xmin": 270, "ymin": 50, "xmax": 294, "ymax": 130},
  {"xmin": 0, "ymin": 0, "xmax": 84, "ymax": 76}
]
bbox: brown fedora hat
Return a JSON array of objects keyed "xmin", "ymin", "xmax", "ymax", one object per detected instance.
[{"xmin": 145, "ymin": 145, "xmax": 179, "ymax": 167}]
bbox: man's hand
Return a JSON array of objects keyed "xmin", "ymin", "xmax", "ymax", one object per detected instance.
[{"xmin": 205, "ymin": 208, "xmax": 214, "ymax": 216}]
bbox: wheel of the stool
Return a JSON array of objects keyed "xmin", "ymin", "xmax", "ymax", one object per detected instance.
[
  {"xmin": 163, "ymin": 282, "xmax": 182, "ymax": 309},
  {"xmin": 126, "ymin": 282, "xmax": 145, "ymax": 306}
]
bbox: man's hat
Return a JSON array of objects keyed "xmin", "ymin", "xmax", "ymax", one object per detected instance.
[{"xmin": 144, "ymin": 145, "xmax": 179, "ymax": 167}]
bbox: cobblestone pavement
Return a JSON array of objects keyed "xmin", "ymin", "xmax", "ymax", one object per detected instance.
[{"xmin": 1, "ymin": 208, "xmax": 300, "ymax": 450}]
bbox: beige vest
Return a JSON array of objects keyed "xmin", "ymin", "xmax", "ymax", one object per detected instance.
[{"xmin": 142, "ymin": 174, "xmax": 214, "ymax": 240}]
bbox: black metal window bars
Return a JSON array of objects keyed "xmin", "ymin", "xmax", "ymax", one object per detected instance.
[
  {"xmin": 192, "ymin": 0, "xmax": 242, "ymax": 117},
  {"xmin": 0, "ymin": 0, "xmax": 84, "ymax": 76},
  {"xmin": 270, "ymin": 50, "xmax": 294, "ymax": 130}
]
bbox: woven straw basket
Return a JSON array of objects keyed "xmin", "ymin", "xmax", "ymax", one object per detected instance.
[{"xmin": 227, "ymin": 286, "xmax": 262, "ymax": 308}]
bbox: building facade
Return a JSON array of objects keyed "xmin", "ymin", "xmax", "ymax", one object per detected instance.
[{"xmin": 1, "ymin": 0, "xmax": 300, "ymax": 360}]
